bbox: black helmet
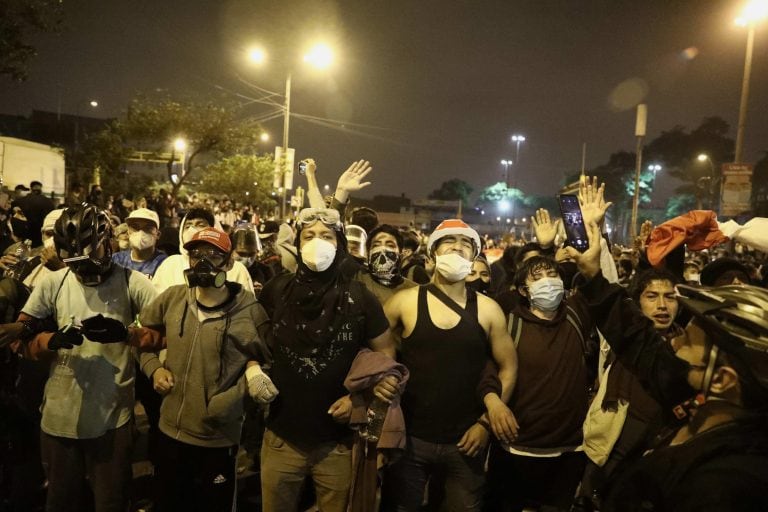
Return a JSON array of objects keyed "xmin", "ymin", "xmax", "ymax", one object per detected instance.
[
  {"xmin": 54, "ymin": 203, "xmax": 114, "ymax": 285},
  {"xmin": 677, "ymin": 284, "xmax": 768, "ymax": 402}
]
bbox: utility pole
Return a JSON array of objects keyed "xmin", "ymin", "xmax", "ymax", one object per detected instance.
[{"xmin": 630, "ymin": 104, "xmax": 647, "ymax": 239}]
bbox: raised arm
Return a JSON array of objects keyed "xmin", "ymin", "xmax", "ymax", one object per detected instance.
[{"xmin": 332, "ymin": 160, "xmax": 373, "ymax": 206}]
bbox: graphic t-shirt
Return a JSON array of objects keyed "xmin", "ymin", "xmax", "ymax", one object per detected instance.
[{"xmin": 260, "ymin": 276, "xmax": 389, "ymax": 449}]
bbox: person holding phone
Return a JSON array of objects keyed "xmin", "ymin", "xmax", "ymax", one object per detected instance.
[{"xmin": 486, "ymin": 180, "xmax": 612, "ymax": 511}]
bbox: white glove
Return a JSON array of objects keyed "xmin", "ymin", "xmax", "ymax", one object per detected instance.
[{"xmin": 246, "ymin": 365, "xmax": 279, "ymax": 404}]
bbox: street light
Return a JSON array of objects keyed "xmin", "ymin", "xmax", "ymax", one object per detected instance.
[
  {"xmin": 246, "ymin": 43, "xmax": 335, "ymax": 219},
  {"xmin": 696, "ymin": 153, "xmax": 717, "ymax": 210},
  {"xmin": 260, "ymin": 132, "xmax": 270, "ymax": 142},
  {"xmin": 733, "ymin": 0, "xmax": 767, "ymax": 163},
  {"xmin": 510, "ymin": 134, "xmax": 526, "ymax": 165},
  {"xmin": 500, "ymin": 159, "xmax": 513, "ymax": 187}
]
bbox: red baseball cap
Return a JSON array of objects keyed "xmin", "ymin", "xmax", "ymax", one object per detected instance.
[{"xmin": 183, "ymin": 227, "xmax": 232, "ymax": 254}]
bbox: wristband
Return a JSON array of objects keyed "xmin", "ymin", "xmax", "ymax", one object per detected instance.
[{"xmin": 477, "ymin": 418, "xmax": 492, "ymax": 433}]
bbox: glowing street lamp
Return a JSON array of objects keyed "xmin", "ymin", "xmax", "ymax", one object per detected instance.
[
  {"xmin": 304, "ymin": 44, "xmax": 334, "ymax": 69},
  {"xmin": 260, "ymin": 132, "xmax": 270, "ymax": 142},
  {"xmin": 733, "ymin": 0, "xmax": 767, "ymax": 163},
  {"xmin": 246, "ymin": 43, "xmax": 335, "ymax": 218},
  {"xmin": 500, "ymin": 159, "xmax": 513, "ymax": 187}
]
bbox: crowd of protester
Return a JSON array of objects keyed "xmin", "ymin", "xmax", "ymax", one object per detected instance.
[{"xmin": 1, "ymin": 161, "xmax": 768, "ymax": 512}]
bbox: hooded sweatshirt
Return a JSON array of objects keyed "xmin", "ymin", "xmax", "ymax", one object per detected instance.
[
  {"xmin": 151, "ymin": 211, "xmax": 255, "ymax": 294},
  {"xmin": 139, "ymin": 282, "xmax": 270, "ymax": 447}
]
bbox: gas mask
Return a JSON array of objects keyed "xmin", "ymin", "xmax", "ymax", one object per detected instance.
[
  {"xmin": 183, "ymin": 258, "xmax": 226, "ymax": 289},
  {"xmin": 435, "ymin": 253, "xmax": 472, "ymax": 282},
  {"xmin": 369, "ymin": 247, "xmax": 400, "ymax": 285},
  {"xmin": 528, "ymin": 277, "xmax": 565, "ymax": 312},
  {"xmin": 300, "ymin": 238, "xmax": 337, "ymax": 272}
]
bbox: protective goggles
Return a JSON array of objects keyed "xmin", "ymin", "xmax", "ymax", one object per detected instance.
[
  {"xmin": 296, "ymin": 208, "xmax": 342, "ymax": 228},
  {"xmin": 188, "ymin": 247, "xmax": 228, "ymax": 267}
]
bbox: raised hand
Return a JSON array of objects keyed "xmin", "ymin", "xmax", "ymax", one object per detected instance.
[
  {"xmin": 634, "ymin": 220, "xmax": 653, "ymax": 252},
  {"xmin": 531, "ymin": 208, "xmax": 561, "ymax": 248},
  {"xmin": 578, "ymin": 176, "xmax": 613, "ymax": 226},
  {"xmin": 564, "ymin": 221, "xmax": 603, "ymax": 279},
  {"xmin": 337, "ymin": 160, "xmax": 372, "ymax": 192}
]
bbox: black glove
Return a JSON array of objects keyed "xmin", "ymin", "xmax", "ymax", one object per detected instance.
[
  {"xmin": 48, "ymin": 328, "xmax": 84, "ymax": 351},
  {"xmin": 80, "ymin": 314, "xmax": 128, "ymax": 343}
]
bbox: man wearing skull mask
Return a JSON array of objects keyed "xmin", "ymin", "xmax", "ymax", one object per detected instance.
[{"xmin": 354, "ymin": 224, "xmax": 417, "ymax": 305}]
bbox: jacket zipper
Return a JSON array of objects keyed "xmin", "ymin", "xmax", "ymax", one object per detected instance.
[{"xmin": 174, "ymin": 321, "xmax": 201, "ymax": 439}]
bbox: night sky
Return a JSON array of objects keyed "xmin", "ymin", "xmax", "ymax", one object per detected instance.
[{"xmin": 1, "ymin": 0, "xmax": 766, "ymax": 202}]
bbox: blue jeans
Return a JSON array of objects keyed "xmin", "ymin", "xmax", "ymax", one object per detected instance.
[{"xmin": 381, "ymin": 435, "xmax": 485, "ymax": 512}]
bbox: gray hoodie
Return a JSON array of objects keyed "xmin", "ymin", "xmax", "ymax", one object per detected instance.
[{"xmin": 139, "ymin": 282, "xmax": 270, "ymax": 447}]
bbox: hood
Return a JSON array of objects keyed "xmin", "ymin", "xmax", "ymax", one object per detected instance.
[{"xmin": 178, "ymin": 210, "xmax": 224, "ymax": 258}]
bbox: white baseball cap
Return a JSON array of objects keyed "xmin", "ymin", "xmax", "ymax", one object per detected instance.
[{"xmin": 126, "ymin": 208, "xmax": 160, "ymax": 229}]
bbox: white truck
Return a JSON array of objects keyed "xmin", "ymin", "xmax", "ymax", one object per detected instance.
[{"xmin": 0, "ymin": 136, "xmax": 66, "ymax": 199}]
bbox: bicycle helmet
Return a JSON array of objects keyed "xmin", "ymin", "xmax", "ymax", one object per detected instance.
[
  {"xmin": 53, "ymin": 203, "xmax": 114, "ymax": 285},
  {"xmin": 677, "ymin": 284, "xmax": 768, "ymax": 404}
]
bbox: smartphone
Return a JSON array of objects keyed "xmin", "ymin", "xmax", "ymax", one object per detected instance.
[
  {"xmin": 557, "ymin": 194, "xmax": 589, "ymax": 251},
  {"xmin": 298, "ymin": 161, "xmax": 307, "ymax": 175}
]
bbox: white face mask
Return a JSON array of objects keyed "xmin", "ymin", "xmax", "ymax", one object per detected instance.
[
  {"xmin": 43, "ymin": 237, "xmax": 55, "ymax": 250},
  {"xmin": 129, "ymin": 231, "xmax": 155, "ymax": 251},
  {"xmin": 435, "ymin": 253, "xmax": 472, "ymax": 282},
  {"xmin": 301, "ymin": 238, "xmax": 337, "ymax": 272},
  {"xmin": 528, "ymin": 277, "xmax": 565, "ymax": 312}
]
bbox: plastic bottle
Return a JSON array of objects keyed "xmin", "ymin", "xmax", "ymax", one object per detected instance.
[
  {"xmin": 5, "ymin": 239, "xmax": 32, "ymax": 280},
  {"xmin": 360, "ymin": 397, "xmax": 390, "ymax": 443}
]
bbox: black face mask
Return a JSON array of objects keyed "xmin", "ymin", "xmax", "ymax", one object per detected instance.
[
  {"xmin": 10, "ymin": 217, "xmax": 30, "ymax": 239},
  {"xmin": 184, "ymin": 259, "xmax": 226, "ymax": 288},
  {"xmin": 467, "ymin": 279, "xmax": 490, "ymax": 295}
]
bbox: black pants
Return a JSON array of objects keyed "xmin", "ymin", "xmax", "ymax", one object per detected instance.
[
  {"xmin": 485, "ymin": 445, "xmax": 585, "ymax": 512},
  {"xmin": 155, "ymin": 432, "xmax": 237, "ymax": 512},
  {"xmin": 40, "ymin": 423, "xmax": 133, "ymax": 512}
]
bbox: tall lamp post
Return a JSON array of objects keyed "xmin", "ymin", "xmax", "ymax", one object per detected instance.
[
  {"xmin": 734, "ymin": 1, "xmax": 767, "ymax": 163},
  {"xmin": 697, "ymin": 153, "xmax": 717, "ymax": 211},
  {"xmin": 248, "ymin": 43, "xmax": 334, "ymax": 219},
  {"xmin": 500, "ymin": 159, "xmax": 513, "ymax": 188}
]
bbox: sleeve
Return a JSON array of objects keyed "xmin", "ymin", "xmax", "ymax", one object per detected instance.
[
  {"xmin": 579, "ymin": 272, "xmax": 694, "ymax": 409},
  {"xmin": 20, "ymin": 271, "xmax": 59, "ymax": 321},
  {"xmin": 129, "ymin": 270, "xmax": 159, "ymax": 318},
  {"xmin": 150, "ymin": 256, "xmax": 176, "ymax": 294}
]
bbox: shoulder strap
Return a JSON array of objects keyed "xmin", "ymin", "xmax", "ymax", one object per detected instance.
[
  {"xmin": 565, "ymin": 304, "xmax": 587, "ymax": 356},
  {"xmin": 507, "ymin": 312, "xmax": 523, "ymax": 348},
  {"xmin": 425, "ymin": 283, "xmax": 486, "ymax": 341}
]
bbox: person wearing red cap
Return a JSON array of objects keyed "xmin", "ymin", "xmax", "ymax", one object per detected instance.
[
  {"xmin": 381, "ymin": 219, "xmax": 518, "ymax": 511},
  {"xmin": 136, "ymin": 227, "xmax": 273, "ymax": 512}
]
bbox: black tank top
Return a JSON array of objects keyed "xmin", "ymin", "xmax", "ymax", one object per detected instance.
[{"xmin": 400, "ymin": 285, "xmax": 488, "ymax": 443}]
